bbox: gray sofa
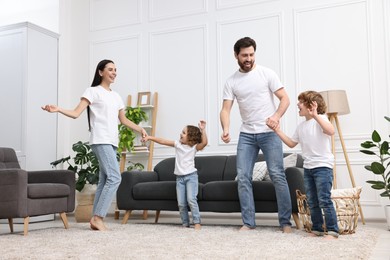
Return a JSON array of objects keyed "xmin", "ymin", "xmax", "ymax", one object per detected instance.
[{"xmin": 117, "ymin": 153, "xmax": 304, "ymax": 228}]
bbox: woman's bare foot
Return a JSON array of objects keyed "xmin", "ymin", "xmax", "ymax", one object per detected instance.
[
  {"xmin": 90, "ymin": 216, "xmax": 108, "ymax": 231},
  {"xmin": 194, "ymin": 224, "xmax": 201, "ymax": 230}
]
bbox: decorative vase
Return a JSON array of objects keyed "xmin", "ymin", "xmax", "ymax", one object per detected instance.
[
  {"xmin": 385, "ymin": 205, "xmax": 390, "ymax": 231},
  {"xmin": 74, "ymin": 184, "xmax": 96, "ymax": 223}
]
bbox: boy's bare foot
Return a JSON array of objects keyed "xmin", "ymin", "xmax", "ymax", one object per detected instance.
[
  {"xmin": 194, "ymin": 224, "xmax": 201, "ymax": 230},
  {"xmin": 324, "ymin": 234, "xmax": 338, "ymax": 240},
  {"xmin": 239, "ymin": 225, "xmax": 253, "ymax": 231},
  {"xmin": 282, "ymin": 226, "xmax": 292, "ymax": 233}
]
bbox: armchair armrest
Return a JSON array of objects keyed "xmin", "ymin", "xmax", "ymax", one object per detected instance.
[
  {"xmin": 285, "ymin": 167, "xmax": 305, "ymax": 212},
  {"xmin": 0, "ymin": 169, "xmax": 28, "ymax": 218},
  {"xmin": 28, "ymin": 170, "xmax": 75, "ymax": 211}
]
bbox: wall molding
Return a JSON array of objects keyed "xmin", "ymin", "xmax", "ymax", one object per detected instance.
[{"xmin": 149, "ymin": 0, "xmax": 207, "ymax": 22}]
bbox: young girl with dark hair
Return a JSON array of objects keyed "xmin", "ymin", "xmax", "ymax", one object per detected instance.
[
  {"xmin": 42, "ymin": 59, "xmax": 147, "ymax": 231},
  {"xmin": 142, "ymin": 120, "xmax": 208, "ymax": 230}
]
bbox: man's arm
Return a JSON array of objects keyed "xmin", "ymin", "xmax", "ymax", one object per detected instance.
[
  {"xmin": 267, "ymin": 87, "xmax": 290, "ymax": 130},
  {"xmin": 220, "ymin": 99, "xmax": 234, "ymax": 143}
]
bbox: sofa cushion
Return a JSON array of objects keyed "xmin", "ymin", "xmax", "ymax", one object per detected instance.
[
  {"xmin": 28, "ymin": 183, "xmax": 70, "ymax": 199},
  {"xmin": 195, "ymin": 156, "xmax": 227, "ymax": 183},
  {"xmin": 133, "ymin": 181, "xmax": 177, "ymax": 200}
]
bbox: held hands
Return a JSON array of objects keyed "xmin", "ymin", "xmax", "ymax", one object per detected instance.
[
  {"xmin": 41, "ymin": 104, "xmax": 59, "ymax": 113},
  {"xmin": 266, "ymin": 115, "xmax": 280, "ymax": 131}
]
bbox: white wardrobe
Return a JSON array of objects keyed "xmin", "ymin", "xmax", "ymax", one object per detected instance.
[{"xmin": 0, "ymin": 22, "xmax": 58, "ymax": 170}]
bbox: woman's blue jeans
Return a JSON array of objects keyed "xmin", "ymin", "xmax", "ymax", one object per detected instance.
[
  {"xmin": 304, "ymin": 167, "xmax": 339, "ymax": 236},
  {"xmin": 236, "ymin": 132, "xmax": 292, "ymax": 228},
  {"xmin": 176, "ymin": 172, "xmax": 201, "ymax": 226},
  {"xmin": 90, "ymin": 144, "xmax": 121, "ymax": 218}
]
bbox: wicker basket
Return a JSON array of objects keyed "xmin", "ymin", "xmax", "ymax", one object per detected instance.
[{"xmin": 296, "ymin": 188, "xmax": 361, "ymax": 235}]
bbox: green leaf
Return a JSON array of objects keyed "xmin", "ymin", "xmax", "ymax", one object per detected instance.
[
  {"xmin": 380, "ymin": 141, "xmax": 389, "ymax": 155},
  {"xmin": 372, "ymin": 130, "xmax": 381, "ymax": 143},
  {"xmin": 360, "ymin": 149, "xmax": 376, "ymax": 155},
  {"xmin": 360, "ymin": 141, "xmax": 376, "ymax": 149},
  {"xmin": 371, "ymin": 162, "xmax": 385, "ymax": 175},
  {"xmin": 379, "ymin": 191, "xmax": 390, "ymax": 198}
]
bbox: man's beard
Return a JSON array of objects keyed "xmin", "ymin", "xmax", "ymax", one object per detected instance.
[{"xmin": 238, "ymin": 60, "xmax": 254, "ymax": 72}]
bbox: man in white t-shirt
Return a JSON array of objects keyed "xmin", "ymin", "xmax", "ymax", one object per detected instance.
[{"xmin": 220, "ymin": 37, "xmax": 292, "ymax": 232}]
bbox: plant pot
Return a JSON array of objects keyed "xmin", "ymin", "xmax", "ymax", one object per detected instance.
[
  {"xmin": 385, "ymin": 205, "xmax": 390, "ymax": 231},
  {"xmin": 74, "ymin": 184, "xmax": 96, "ymax": 223}
]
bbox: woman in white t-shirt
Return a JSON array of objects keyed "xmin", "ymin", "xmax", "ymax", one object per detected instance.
[
  {"xmin": 142, "ymin": 120, "xmax": 208, "ymax": 230},
  {"xmin": 42, "ymin": 59, "xmax": 147, "ymax": 231}
]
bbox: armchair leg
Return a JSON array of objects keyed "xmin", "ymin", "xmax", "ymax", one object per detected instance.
[
  {"xmin": 122, "ymin": 210, "xmax": 132, "ymax": 224},
  {"xmin": 59, "ymin": 212, "xmax": 69, "ymax": 229},
  {"xmin": 154, "ymin": 210, "xmax": 161, "ymax": 223},
  {"xmin": 8, "ymin": 218, "xmax": 13, "ymax": 233},
  {"xmin": 23, "ymin": 217, "xmax": 30, "ymax": 236},
  {"xmin": 292, "ymin": 212, "xmax": 301, "ymax": 230}
]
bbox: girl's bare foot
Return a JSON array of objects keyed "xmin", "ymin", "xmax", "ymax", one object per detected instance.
[
  {"xmin": 194, "ymin": 224, "xmax": 201, "ymax": 230},
  {"xmin": 239, "ymin": 225, "xmax": 252, "ymax": 231}
]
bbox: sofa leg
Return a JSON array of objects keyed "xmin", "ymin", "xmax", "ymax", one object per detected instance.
[
  {"xmin": 23, "ymin": 217, "xmax": 30, "ymax": 236},
  {"xmin": 122, "ymin": 210, "xmax": 132, "ymax": 224},
  {"xmin": 142, "ymin": 210, "xmax": 148, "ymax": 220},
  {"xmin": 154, "ymin": 210, "xmax": 161, "ymax": 223},
  {"xmin": 8, "ymin": 218, "xmax": 13, "ymax": 233},
  {"xmin": 292, "ymin": 212, "xmax": 301, "ymax": 229},
  {"xmin": 59, "ymin": 212, "xmax": 69, "ymax": 229}
]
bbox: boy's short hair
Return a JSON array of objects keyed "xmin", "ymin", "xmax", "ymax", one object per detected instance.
[{"xmin": 298, "ymin": 91, "xmax": 327, "ymax": 114}]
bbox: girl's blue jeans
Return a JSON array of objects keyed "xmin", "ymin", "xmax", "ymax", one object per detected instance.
[{"xmin": 176, "ymin": 172, "xmax": 201, "ymax": 226}]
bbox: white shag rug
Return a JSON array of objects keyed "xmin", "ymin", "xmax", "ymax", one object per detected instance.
[{"xmin": 0, "ymin": 223, "xmax": 378, "ymax": 260}]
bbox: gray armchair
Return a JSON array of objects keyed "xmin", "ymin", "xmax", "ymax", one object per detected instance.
[{"xmin": 0, "ymin": 147, "xmax": 75, "ymax": 235}]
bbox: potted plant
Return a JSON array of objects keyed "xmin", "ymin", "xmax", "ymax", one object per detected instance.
[
  {"xmin": 360, "ymin": 116, "xmax": 390, "ymax": 229},
  {"xmin": 118, "ymin": 106, "xmax": 148, "ymax": 154},
  {"xmin": 51, "ymin": 141, "xmax": 100, "ymax": 222}
]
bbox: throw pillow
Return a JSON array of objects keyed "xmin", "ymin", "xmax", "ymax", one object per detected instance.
[
  {"xmin": 235, "ymin": 153, "xmax": 298, "ymax": 181},
  {"xmin": 262, "ymin": 153, "xmax": 298, "ymax": 181}
]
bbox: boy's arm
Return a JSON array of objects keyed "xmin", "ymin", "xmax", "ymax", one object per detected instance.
[
  {"xmin": 313, "ymin": 115, "xmax": 335, "ymax": 136},
  {"xmin": 274, "ymin": 128, "xmax": 298, "ymax": 148},
  {"xmin": 144, "ymin": 136, "xmax": 175, "ymax": 147}
]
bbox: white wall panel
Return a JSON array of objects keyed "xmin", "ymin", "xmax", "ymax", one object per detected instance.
[
  {"xmin": 217, "ymin": 14, "xmax": 283, "ymax": 144},
  {"xmin": 150, "ymin": 26, "xmax": 208, "ymax": 152},
  {"xmin": 90, "ymin": 36, "xmax": 141, "ymax": 104},
  {"xmin": 149, "ymin": 0, "xmax": 207, "ymax": 21},
  {"xmin": 294, "ymin": 1, "xmax": 372, "ymax": 136},
  {"xmin": 217, "ymin": 0, "xmax": 276, "ymax": 10},
  {"xmin": 90, "ymin": 0, "xmax": 141, "ymax": 31}
]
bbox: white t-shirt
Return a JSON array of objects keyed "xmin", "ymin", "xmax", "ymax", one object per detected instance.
[
  {"xmin": 223, "ymin": 65, "xmax": 283, "ymax": 133},
  {"xmin": 82, "ymin": 86, "xmax": 125, "ymax": 147},
  {"xmin": 174, "ymin": 140, "xmax": 197, "ymax": 176},
  {"xmin": 291, "ymin": 114, "xmax": 334, "ymax": 169}
]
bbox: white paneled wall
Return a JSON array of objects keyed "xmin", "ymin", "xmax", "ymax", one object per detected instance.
[{"xmin": 58, "ymin": 0, "xmax": 389, "ymax": 219}]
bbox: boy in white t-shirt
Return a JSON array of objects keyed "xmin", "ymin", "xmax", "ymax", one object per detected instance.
[
  {"xmin": 142, "ymin": 120, "xmax": 208, "ymax": 230},
  {"xmin": 268, "ymin": 90, "xmax": 339, "ymax": 239}
]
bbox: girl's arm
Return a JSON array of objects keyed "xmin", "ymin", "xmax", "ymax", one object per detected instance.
[
  {"xmin": 143, "ymin": 136, "xmax": 175, "ymax": 147},
  {"xmin": 196, "ymin": 120, "xmax": 208, "ymax": 151},
  {"xmin": 118, "ymin": 109, "xmax": 148, "ymax": 137},
  {"xmin": 41, "ymin": 98, "xmax": 90, "ymax": 119}
]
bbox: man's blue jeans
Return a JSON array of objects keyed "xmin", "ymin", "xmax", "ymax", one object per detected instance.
[
  {"xmin": 236, "ymin": 132, "xmax": 292, "ymax": 228},
  {"xmin": 176, "ymin": 172, "xmax": 201, "ymax": 226},
  {"xmin": 304, "ymin": 167, "xmax": 339, "ymax": 236},
  {"xmin": 91, "ymin": 144, "xmax": 121, "ymax": 218}
]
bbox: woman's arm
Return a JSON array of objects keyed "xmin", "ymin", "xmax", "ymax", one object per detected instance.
[
  {"xmin": 118, "ymin": 109, "xmax": 148, "ymax": 137},
  {"xmin": 41, "ymin": 98, "xmax": 90, "ymax": 119}
]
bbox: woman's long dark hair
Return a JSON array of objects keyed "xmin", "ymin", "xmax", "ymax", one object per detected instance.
[{"xmin": 87, "ymin": 59, "xmax": 114, "ymax": 131}]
